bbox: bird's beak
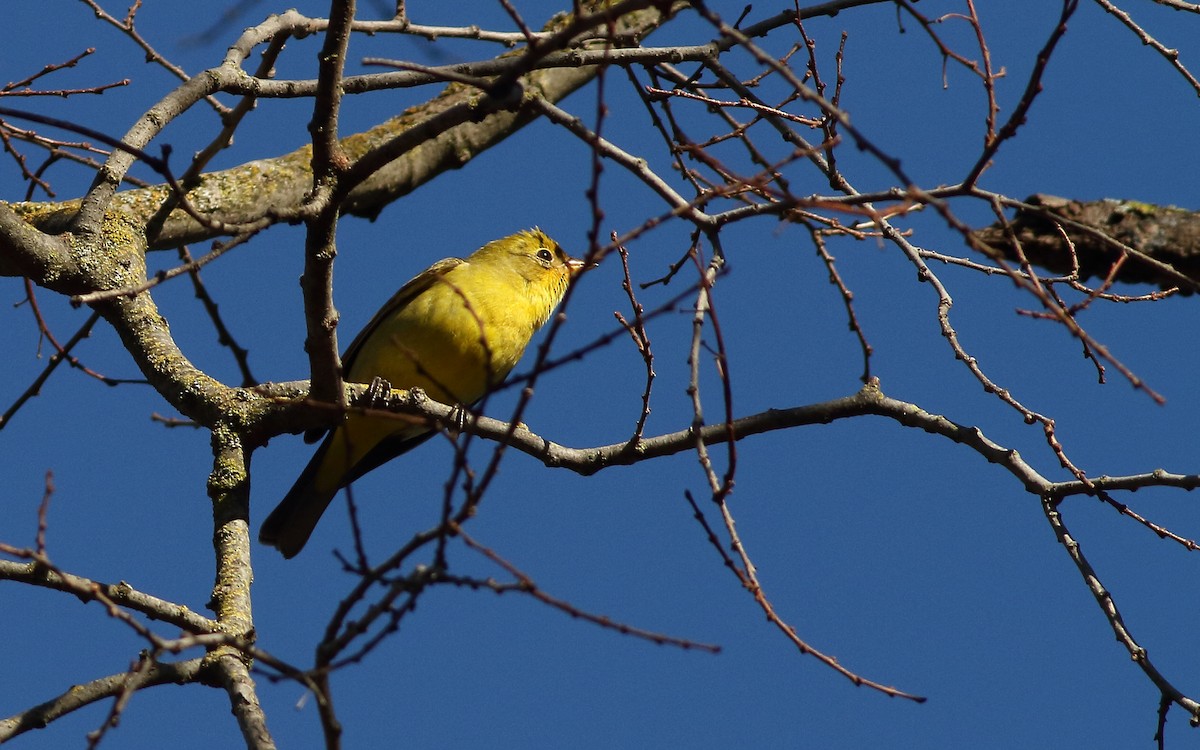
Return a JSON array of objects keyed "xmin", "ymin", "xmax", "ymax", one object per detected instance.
[
  {"xmin": 566, "ymin": 254, "xmax": 595, "ymax": 274},
  {"xmin": 566, "ymin": 256, "xmax": 594, "ymax": 276}
]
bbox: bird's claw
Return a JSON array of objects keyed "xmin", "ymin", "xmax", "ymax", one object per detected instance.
[{"xmin": 365, "ymin": 376, "xmax": 392, "ymax": 408}]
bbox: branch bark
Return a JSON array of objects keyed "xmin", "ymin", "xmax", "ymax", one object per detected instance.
[
  {"xmin": 972, "ymin": 194, "xmax": 1200, "ymax": 291},
  {"xmin": 1, "ymin": 2, "xmax": 679, "ymax": 257}
]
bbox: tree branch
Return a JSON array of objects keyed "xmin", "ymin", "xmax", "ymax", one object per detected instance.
[{"xmin": 0, "ymin": 658, "xmax": 204, "ymax": 743}]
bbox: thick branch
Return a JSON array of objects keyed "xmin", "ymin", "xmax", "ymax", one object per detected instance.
[
  {"xmin": 972, "ymin": 194, "xmax": 1200, "ymax": 291},
  {"xmin": 3, "ymin": 2, "xmax": 677, "ymax": 254},
  {"xmin": 0, "ymin": 203, "xmax": 81, "ymax": 286},
  {"xmin": 211, "ymin": 657, "xmax": 275, "ymax": 750},
  {"xmin": 207, "ymin": 424, "xmax": 254, "ymax": 640},
  {"xmin": 205, "ymin": 424, "xmax": 272, "ymax": 745}
]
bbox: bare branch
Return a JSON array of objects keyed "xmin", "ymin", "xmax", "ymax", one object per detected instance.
[{"xmin": 0, "ymin": 659, "xmax": 205, "ymax": 743}]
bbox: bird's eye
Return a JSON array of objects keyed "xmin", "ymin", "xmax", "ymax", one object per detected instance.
[{"xmin": 536, "ymin": 247, "xmax": 554, "ymax": 263}]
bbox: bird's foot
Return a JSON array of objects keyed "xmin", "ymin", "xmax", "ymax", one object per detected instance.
[
  {"xmin": 446, "ymin": 403, "xmax": 471, "ymax": 439},
  {"xmin": 365, "ymin": 376, "xmax": 393, "ymax": 408}
]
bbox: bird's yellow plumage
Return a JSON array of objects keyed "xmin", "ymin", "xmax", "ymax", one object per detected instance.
[{"xmin": 260, "ymin": 228, "xmax": 585, "ymax": 557}]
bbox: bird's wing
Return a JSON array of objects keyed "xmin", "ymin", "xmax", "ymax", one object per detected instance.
[
  {"xmin": 340, "ymin": 256, "xmax": 467, "ymax": 374},
  {"xmin": 302, "ymin": 256, "xmax": 466, "ymax": 445}
]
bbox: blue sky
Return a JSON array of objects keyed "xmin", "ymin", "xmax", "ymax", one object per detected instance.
[{"xmin": 3, "ymin": 1, "xmax": 1200, "ymax": 748}]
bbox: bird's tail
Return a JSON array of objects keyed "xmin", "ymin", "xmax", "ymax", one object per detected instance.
[{"xmin": 259, "ymin": 436, "xmax": 341, "ymax": 558}]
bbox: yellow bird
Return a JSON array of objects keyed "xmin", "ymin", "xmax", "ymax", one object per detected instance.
[{"xmin": 260, "ymin": 228, "xmax": 586, "ymax": 557}]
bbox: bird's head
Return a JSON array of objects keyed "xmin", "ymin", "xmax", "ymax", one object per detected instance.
[{"xmin": 474, "ymin": 228, "xmax": 587, "ymax": 295}]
